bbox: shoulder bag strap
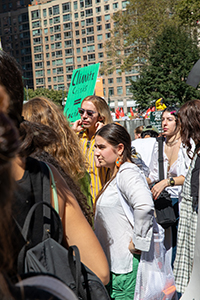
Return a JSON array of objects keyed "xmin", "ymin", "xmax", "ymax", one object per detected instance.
[{"xmin": 157, "ymin": 136, "xmax": 165, "ymax": 181}]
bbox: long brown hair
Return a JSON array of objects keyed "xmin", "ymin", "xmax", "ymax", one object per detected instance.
[
  {"xmin": 178, "ymin": 99, "xmax": 200, "ymax": 158},
  {"xmin": 22, "ymin": 97, "xmax": 87, "ymax": 182}
]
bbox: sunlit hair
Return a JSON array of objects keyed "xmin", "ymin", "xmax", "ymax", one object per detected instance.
[
  {"xmin": 22, "ymin": 97, "xmax": 87, "ymax": 181},
  {"xmin": 81, "ymin": 95, "xmax": 113, "ymax": 125},
  {"xmin": 162, "ymin": 106, "xmax": 181, "ymax": 136},
  {"xmin": 0, "ymin": 112, "xmax": 19, "ymax": 273},
  {"xmin": 178, "ymin": 99, "xmax": 200, "ymax": 157}
]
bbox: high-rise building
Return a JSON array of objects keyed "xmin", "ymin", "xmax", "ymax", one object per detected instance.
[
  {"xmin": 0, "ymin": 0, "xmax": 138, "ymax": 111},
  {"xmin": 0, "ymin": 0, "xmax": 34, "ymax": 89},
  {"xmin": 29, "ymin": 0, "xmax": 138, "ymax": 111}
]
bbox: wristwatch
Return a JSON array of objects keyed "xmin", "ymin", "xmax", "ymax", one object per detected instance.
[{"xmin": 169, "ymin": 177, "xmax": 175, "ymax": 187}]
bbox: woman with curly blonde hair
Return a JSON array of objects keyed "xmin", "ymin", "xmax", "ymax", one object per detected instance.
[{"xmin": 22, "ymin": 97, "xmax": 92, "ymax": 209}]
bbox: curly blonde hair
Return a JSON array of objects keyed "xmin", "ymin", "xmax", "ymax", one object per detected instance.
[
  {"xmin": 81, "ymin": 96, "xmax": 113, "ymax": 125},
  {"xmin": 22, "ymin": 97, "xmax": 87, "ymax": 181}
]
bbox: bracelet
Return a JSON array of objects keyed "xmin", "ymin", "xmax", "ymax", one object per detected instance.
[{"xmin": 167, "ymin": 178, "xmax": 170, "ymax": 186}]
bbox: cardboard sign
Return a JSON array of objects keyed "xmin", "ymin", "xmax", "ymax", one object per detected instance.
[{"xmin": 64, "ymin": 64, "xmax": 100, "ymax": 123}]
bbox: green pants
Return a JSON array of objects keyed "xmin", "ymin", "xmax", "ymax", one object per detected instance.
[{"xmin": 106, "ymin": 254, "xmax": 140, "ymax": 300}]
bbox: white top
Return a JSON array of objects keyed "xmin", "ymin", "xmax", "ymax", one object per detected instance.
[
  {"xmin": 131, "ymin": 138, "xmax": 157, "ymax": 167},
  {"xmin": 94, "ymin": 162, "xmax": 154, "ymax": 274},
  {"xmin": 148, "ymin": 141, "xmax": 191, "ymax": 199}
]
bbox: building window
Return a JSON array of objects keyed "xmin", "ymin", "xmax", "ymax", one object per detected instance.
[
  {"xmin": 77, "ymin": 56, "xmax": 81, "ymax": 62},
  {"xmin": 43, "ymin": 9, "xmax": 47, "ymax": 17},
  {"xmin": 76, "ymin": 39, "xmax": 80, "ymax": 44},
  {"xmin": 104, "ymin": 4, "xmax": 109, "ymax": 11},
  {"xmin": 45, "ymin": 45, "xmax": 49, "ymax": 50},
  {"xmin": 82, "ymin": 29, "xmax": 86, "ymax": 35},
  {"xmin": 98, "ymin": 43, "xmax": 103, "ymax": 49},
  {"xmin": 96, "ymin": 7, "xmax": 101, "ymax": 13},
  {"xmin": 54, "ymin": 16, "xmax": 60, "ymax": 24},
  {"xmin": 113, "ymin": 2, "xmax": 118, "ymax": 9},
  {"xmin": 74, "ymin": 1, "xmax": 78, "ymax": 9},
  {"xmin": 86, "ymin": 18, "xmax": 93, "ymax": 26},
  {"xmin": 48, "ymin": 77, "xmax": 51, "ymax": 82},
  {"xmin": 82, "ymin": 38, "xmax": 86, "ymax": 43},
  {"xmin": 88, "ymin": 54, "xmax": 95, "ymax": 61},
  {"xmin": 66, "ymin": 57, "xmax": 74, "ymax": 64},
  {"xmin": 108, "ymin": 78, "xmax": 113, "ymax": 84},
  {"xmin": 108, "ymin": 87, "xmax": 114, "ymax": 96},
  {"xmin": 117, "ymin": 77, "xmax": 122, "ymax": 83},
  {"xmin": 63, "ymin": 14, "xmax": 72, "ymax": 21},
  {"xmin": 83, "ymin": 47, "xmax": 86, "ymax": 52},
  {"xmin": 97, "ymin": 34, "xmax": 102, "ymax": 40},
  {"xmin": 62, "ymin": 3, "xmax": 71, "ymax": 13},
  {"xmin": 44, "ymin": 19, "xmax": 47, "ymax": 26},
  {"xmin": 97, "ymin": 25, "xmax": 102, "ymax": 31},
  {"xmin": 96, "ymin": 16, "xmax": 102, "ymax": 22},
  {"xmin": 81, "ymin": 20, "xmax": 85, "ymax": 26},
  {"xmin": 126, "ymin": 86, "xmax": 131, "ymax": 95},
  {"xmin": 53, "ymin": 5, "xmax": 60, "ymax": 15},
  {"xmin": 83, "ymin": 55, "xmax": 87, "ymax": 61},
  {"xmin": 76, "ymin": 48, "xmax": 80, "ymax": 53},
  {"xmin": 65, "ymin": 49, "xmax": 72, "ymax": 56},
  {"xmin": 122, "ymin": 0, "xmax": 129, "ymax": 9},
  {"xmin": 105, "ymin": 23, "xmax": 110, "ymax": 29},
  {"xmin": 81, "ymin": 11, "xmax": 85, "ymax": 17},
  {"xmin": 98, "ymin": 52, "xmax": 104, "ymax": 58},
  {"xmin": 106, "ymin": 33, "xmax": 111, "ymax": 38},
  {"xmin": 75, "ymin": 21, "xmax": 79, "ymax": 27},
  {"xmin": 49, "ymin": 7, "xmax": 52, "ymax": 16},
  {"xmin": 74, "ymin": 13, "xmax": 78, "ymax": 19},
  {"xmin": 76, "ymin": 30, "xmax": 79, "ymax": 36},
  {"xmin": 31, "ymin": 10, "xmax": 40, "ymax": 20},
  {"xmin": 85, "ymin": 9, "xmax": 93, "ymax": 17},
  {"xmin": 88, "ymin": 45, "xmax": 95, "ymax": 52},
  {"xmin": 87, "ymin": 36, "xmax": 94, "ymax": 43},
  {"xmin": 105, "ymin": 14, "xmax": 110, "ymax": 20},
  {"xmin": 117, "ymin": 86, "xmax": 123, "ymax": 95}
]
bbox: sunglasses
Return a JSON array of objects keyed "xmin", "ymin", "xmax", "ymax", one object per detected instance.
[{"xmin": 78, "ymin": 108, "xmax": 97, "ymax": 117}]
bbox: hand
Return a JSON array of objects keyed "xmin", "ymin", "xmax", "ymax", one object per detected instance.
[
  {"xmin": 71, "ymin": 119, "xmax": 83, "ymax": 133},
  {"xmin": 128, "ymin": 240, "xmax": 141, "ymax": 255},
  {"xmin": 95, "ymin": 121, "xmax": 104, "ymax": 132},
  {"xmin": 151, "ymin": 179, "xmax": 168, "ymax": 200}
]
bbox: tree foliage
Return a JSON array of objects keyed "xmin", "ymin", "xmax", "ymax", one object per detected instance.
[
  {"xmin": 130, "ymin": 25, "xmax": 200, "ymax": 109},
  {"xmin": 24, "ymin": 88, "xmax": 67, "ymax": 108},
  {"xmin": 174, "ymin": 0, "xmax": 200, "ymax": 29},
  {"xmin": 100, "ymin": 0, "xmax": 177, "ymax": 74}
]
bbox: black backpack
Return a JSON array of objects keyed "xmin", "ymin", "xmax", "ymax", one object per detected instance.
[{"xmin": 15, "ymin": 161, "xmax": 110, "ymax": 300}]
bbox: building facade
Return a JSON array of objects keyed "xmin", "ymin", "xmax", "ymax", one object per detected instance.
[
  {"xmin": 0, "ymin": 0, "xmax": 34, "ymax": 89},
  {"xmin": 0, "ymin": 0, "xmax": 139, "ymax": 111},
  {"xmin": 29, "ymin": 0, "xmax": 138, "ymax": 111}
]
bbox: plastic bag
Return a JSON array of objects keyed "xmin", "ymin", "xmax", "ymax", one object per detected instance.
[{"xmin": 134, "ymin": 220, "xmax": 177, "ymax": 300}]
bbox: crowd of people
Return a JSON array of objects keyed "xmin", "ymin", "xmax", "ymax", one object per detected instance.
[{"xmin": 0, "ymin": 49, "xmax": 199, "ymax": 300}]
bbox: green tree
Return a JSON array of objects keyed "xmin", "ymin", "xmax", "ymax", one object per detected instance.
[
  {"xmin": 130, "ymin": 25, "xmax": 200, "ymax": 109},
  {"xmin": 174, "ymin": 0, "xmax": 200, "ymax": 29},
  {"xmin": 100, "ymin": 0, "xmax": 176, "ymax": 74},
  {"xmin": 24, "ymin": 88, "xmax": 68, "ymax": 108}
]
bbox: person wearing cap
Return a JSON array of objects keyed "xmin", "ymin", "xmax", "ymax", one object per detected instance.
[{"xmin": 141, "ymin": 125, "xmax": 159, "ymax": 138}]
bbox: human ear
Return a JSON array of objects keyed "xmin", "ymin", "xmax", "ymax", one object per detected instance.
[
  {"xmin": 98, "ymin": 115, "xmax": 104, "ymax": 123},
  {"xmin": 117, "ymin": 143, "xmax": 124, "ymax": 156}
]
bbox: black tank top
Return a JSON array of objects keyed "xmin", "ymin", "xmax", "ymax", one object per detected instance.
[{"xmin": 12, "ymin": 157, "xmax": 60, "ymax": 261}]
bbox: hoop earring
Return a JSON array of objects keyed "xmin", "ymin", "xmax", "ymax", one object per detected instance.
[{"xmin": 115, "ymin": 158, "xmax": 122, "ymax": 168}]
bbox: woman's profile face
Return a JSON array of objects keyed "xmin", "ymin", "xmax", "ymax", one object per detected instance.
[
  {"xmin": 0, "ymin": 85, "xmax": 10, "ymax": 113},
  {"xmin": 162, "ymin": 111, "xmax": 177, "ymax": 136},
  {"xmin": 80, "ymin": 101, "xmax": 99, "ymax": 131},
  {"xmin": 94, "ymin": 135, "xmax": 118, "ymax": 170}
]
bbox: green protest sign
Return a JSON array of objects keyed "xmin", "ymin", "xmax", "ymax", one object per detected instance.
[
  {"xmin": 150, "ymin": 110, "xmax": 163, "ymax": 133},
  {"xmin": 64, "ymin": 63, "xmax": 100, "ymax": 123}
]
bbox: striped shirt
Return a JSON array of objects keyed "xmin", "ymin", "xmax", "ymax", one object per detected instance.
[{"xmin": 79, "ymin": 131, "xmax": 110, "ymax": 203}]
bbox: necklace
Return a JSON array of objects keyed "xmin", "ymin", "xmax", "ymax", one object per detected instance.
[{"xmin": 166, "ymin": 137, "xmax": 181, "ymax": 147}]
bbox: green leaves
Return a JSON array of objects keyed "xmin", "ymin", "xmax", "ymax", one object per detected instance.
[{"xmin": 130, "ymin": 25, "xmax": 200, "ymax": 109}]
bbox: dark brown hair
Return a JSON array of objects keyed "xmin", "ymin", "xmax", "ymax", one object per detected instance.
[
  {"xmin": 178, "ymin": 99, "xmax": 200, "ymax": 157},
  {"xmin": 0, "ymin": 113, "xmax": 19, "ymax": 273}
]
